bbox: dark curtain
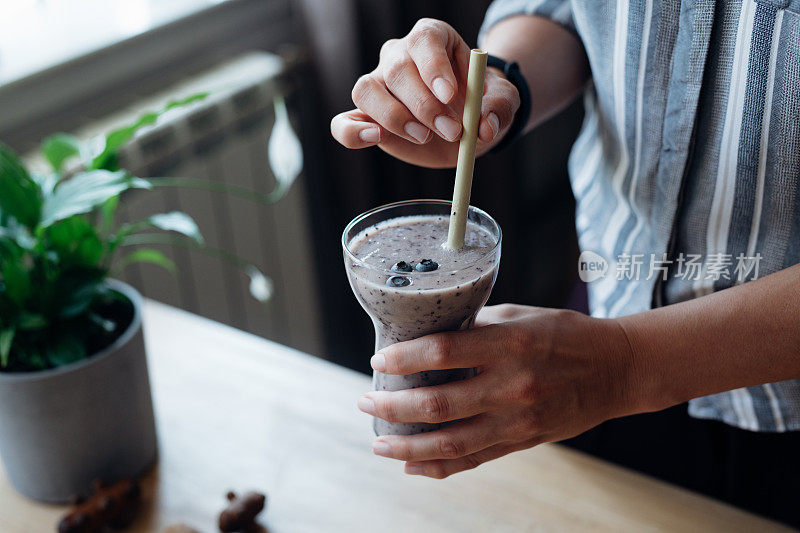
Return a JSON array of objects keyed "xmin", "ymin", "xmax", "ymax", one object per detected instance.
[{"xmin": 295, "ymin": 0, "xmax": 583, "ymax": 372}]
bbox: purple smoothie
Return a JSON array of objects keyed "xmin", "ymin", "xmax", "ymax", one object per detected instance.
[{"xmin": 344, "ymin": 207, "xmax": 500, "ymax": 435}]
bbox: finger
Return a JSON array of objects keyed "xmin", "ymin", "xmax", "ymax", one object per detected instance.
[
  {"xmin": 381, "ymin": 50, "xmax": 462, "ymax": 142},
  {"xmin": 372, "ymin": 326, "xmax": 505, "ymax": 375},
  {"xmin": 375, "ymin": 131, "xmax": 458, "ymax": 167},
  {"xmin": 404, "ymin": 439, "xmax": 535, "ymax": 479},
  {"xmin": 477, "ymin": 71, "xmax": 520, "ymax": 144},
  {"xmin": 330, "ymin": 110, "xmax": 383, "ymax": 148},
  {"xmin": 351, "ymin": 73, "xmax": 432, "ymax": 144},
  {"xmin": 359, "ymin": 373, "xmax": 494, "ymax": 424},
  {"xmin": 405, "ymin": 19, "xmax": 466, "ymax": 104},
  {"xmin": 371, "ymin": 414, "xmax": 503, "ymax": 461}
]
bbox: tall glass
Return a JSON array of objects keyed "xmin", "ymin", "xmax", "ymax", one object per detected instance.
[{"xmin": 342, "ymin": 199, "xmax": 502, "ymax": 435}]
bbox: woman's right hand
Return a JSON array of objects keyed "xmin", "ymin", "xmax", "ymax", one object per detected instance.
[{"xmin": 330, "ymin": 18, "xmax": 520, "ymax": 168}]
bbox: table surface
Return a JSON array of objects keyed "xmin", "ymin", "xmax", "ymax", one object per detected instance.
[{"xmin": 0, "ymin": 300, "xmax": 791, "ymax": 533}]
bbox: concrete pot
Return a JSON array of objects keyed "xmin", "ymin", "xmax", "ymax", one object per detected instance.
[{"xmin": 0, "ymin": 280, "xmax": 157, "ymax": 502}]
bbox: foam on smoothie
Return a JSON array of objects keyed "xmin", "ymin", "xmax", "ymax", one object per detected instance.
[{"xmin": 348, "ymin": 215, "xmax": 496, "ymax": 289}]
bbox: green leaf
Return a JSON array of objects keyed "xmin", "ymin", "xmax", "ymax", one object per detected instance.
[
  {"xmin": 16, "ymin": 344, "xmax": 47, "ymax": 371},
  {"xmin": 54, "ymin": 271, "xmax": 106, "ymax": 320},
  {"xmin": 100, "ymin": 195, "xmax": 119, "ymax": 234},
  {"xmin": 90, "ymin": 92, "xmax": 209, "ymax": 171},
  {"xmin": 164, "ymin": 92, "xmax": 210, "ymax": 109},
  {"xmin": 31, "ymin": 172, "xmax": 59, "ymax": 195},
  {"xmin": 0, "ymin": 231, "xmax": 29, "ymax": 303},
  {"xmin": 114, "ymin": 211, "xmax": 204, "ymax": 253},
  {"xmin": 0, "ymin": 143, "xmax": 42, "ymax": 229},
  {"xmin": 46, "ymin": 217, "xmax": 104, "ymax": 267},
  {"xmin": 0, "ymin": 252, "xmax": 31, "ymax": 306},
  {"xmin": 47, "ymin": 332, "xmax": 87, "ymax": 368},
  {"xmin": 17, "ymin": 313, "xmax": 47, "ymax": 331},
  {"xmin": 115, "ymin": 248, "xmax": 175, "ymax": 273},
  {"xmin": 0, "ymin": 235, "xmax": 18, "ymax": 259},
  {"xmin": 41, "ymin": 133, "xmax": 81, "ymax": 172},
  {"xmin": 147, "ymin": 212, "xmax": 203, "ymax": 243},
  {"xmin": 0, "ymin": 327, "xmax": 14, "ymax": 367},
  {"xmin": 59, "ymin": 286, "xmax": 102, "ymax": 319},
  {"xmin": 0, "ymin": 217, "xmax": 35, "ymax": 250},
  {"xmin": 40, "ymin": 170, "xmax": 151, "ymax": 228}
]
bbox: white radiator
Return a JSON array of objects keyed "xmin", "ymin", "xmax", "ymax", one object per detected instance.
[{"xmin": 74, "ymin": 52, "xmax": 324, "ymax": 356}]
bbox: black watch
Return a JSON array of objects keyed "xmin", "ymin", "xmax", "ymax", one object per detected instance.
[{"xmin": 486, "ymin": 54, "xmax": 532, "ymax": 153}]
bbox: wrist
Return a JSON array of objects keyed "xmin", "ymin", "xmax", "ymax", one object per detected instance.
[
  {"xmin": 614, "ymin": 314, "xmax": 688, "ymax": 415},
  {"xmin": 558, "ymin": 311, "xmax": 652, "ymax": 421},
  {"xmin": 607, "ymin": 318, "xmax": 655, "ymax": 416},
  {"xmin": 586, "ymin": 317, "xmax": 650, "ymax": 419}
]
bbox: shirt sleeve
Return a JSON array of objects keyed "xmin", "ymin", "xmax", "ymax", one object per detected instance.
[{"xmin": 478, "ymin": 0, "xmax": 577, "ymax": 46}]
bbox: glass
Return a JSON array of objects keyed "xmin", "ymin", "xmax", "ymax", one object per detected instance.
[{"xmin": 342, "ymin": 199, "xmax": 502, "ymax": 435}]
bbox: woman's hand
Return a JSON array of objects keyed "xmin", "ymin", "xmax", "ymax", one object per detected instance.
[
  {"xmin": 357, "ymin": 304, "xmax": 640, "ymax": 478},
  {"xmin": 330, "ymin": 18, "xmax": 520, "ymax": 168}
]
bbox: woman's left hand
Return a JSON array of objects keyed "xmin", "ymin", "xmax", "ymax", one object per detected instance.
[{"xmin": 357, "ymin": 304, "xmax": 641, "ymax": 478}]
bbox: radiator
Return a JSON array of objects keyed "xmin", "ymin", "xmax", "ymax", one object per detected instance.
[{"xmin": 73, "ymin": 52, "xmax": 324, "ymax": 356}]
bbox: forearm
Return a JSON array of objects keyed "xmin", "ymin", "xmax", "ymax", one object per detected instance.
[
  {"xmin": 617, "ymin": 264, "xmax": 800, "ymax": 414},
  {"xmin": 483, "ymin": 15, "xmax": 590, "ymax": 132}
]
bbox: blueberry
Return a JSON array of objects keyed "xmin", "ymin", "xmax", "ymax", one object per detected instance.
[
  {"xmin": 386, "ymin": 275, "xmax": 410, "ymax": 287},
  {"xmin": 415, "ymin": 259, "xmax": 439, "ymax": 272},
  {"xmin": 391, "ymin": 261, "xmax": 413, "ymax": 272}
]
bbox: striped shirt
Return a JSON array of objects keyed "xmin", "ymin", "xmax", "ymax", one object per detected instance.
[{"xmin": 481, "ymin": 0, "xmax": 800, "ymax": 432}]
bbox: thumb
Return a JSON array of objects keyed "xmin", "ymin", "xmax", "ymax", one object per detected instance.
[{"xmin": 478, "ymin": 70, "xmax": 521, "ymax": 144}]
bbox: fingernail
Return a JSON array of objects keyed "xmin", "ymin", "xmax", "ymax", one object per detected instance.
[
  {"xmin": 434, "ymin": 115, "xmax": 461, "ymax": 142},
  {"xmin": 371, "ymin": 353, "xmax": 386, "ymax": 372},
  {"xmin": 404, "ymin": 122, "xmax": 430, "ymax": 143},
  {"xmin": 487, "ymin": 112, "xmax": 500, "ymax": 139},
  {"xmin": 372, "ymin": 440, "xmax": 392, "ymax": 457},
  {"xmin": 358, "ymin": 396, "xmax": 376, "ymax": 415},
  {"xmin": 405, "ymin": 464, "xmax": 424, "ymax": 475},
  {"xmin": 359, "ymin": 127, "xmax": 380, "ymax": 143},
  {"xmin": 432, "ymin": 77, "xmax": 454, "ymax": 103}
]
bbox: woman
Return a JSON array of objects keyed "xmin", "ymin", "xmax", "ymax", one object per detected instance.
[{"xmin": 331, "ymin": 1, "xmax": 800, "ymax": 526}]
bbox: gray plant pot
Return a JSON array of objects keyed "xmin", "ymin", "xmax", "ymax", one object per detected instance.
[{"xmin": 0, "ymin": 280, "xmax": 157, "ymax": 502}]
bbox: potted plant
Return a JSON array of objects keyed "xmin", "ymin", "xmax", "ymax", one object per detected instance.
[{"xmin": 0, "ymin": 94, "xmax": 301, "ymax": 502}]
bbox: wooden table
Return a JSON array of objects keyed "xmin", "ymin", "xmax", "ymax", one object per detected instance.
[{"xmin": 0, "ymin": 301, "xmax": 792, "ymax": 532}]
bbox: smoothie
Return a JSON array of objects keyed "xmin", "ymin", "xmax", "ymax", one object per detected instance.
[{"xmin": 343, "ymin": 201, "xmax": 501, "ymax": 435}]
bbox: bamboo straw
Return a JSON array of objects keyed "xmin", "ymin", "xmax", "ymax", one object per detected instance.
[{"xmin": 446, "ymin": 49, "xmax": 488, "ymax": 250}]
